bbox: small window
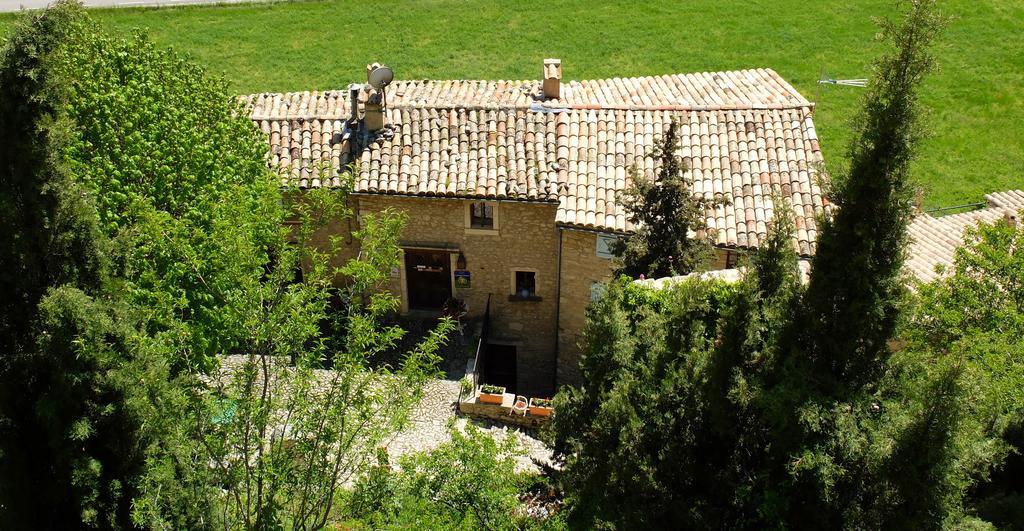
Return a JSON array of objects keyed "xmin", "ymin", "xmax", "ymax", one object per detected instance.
[
  {"xmin": 510, "ymin": 270, "xmax": 538, "ymax": 300},
  {"xmin": 725, "ymin": 250, "xmax": 739, "ymax": 269},
  {"xmin": 469, "ymin": 202, "xmax": 494, "ymax": 229},
  {"xmin": 596, "ymin": 234, "xmax": 620, "ymax": 259}
]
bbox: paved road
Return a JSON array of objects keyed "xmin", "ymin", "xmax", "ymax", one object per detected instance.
[{"xmin": 0, "ymin": 0, "xmax": 268, "ymax": 12}]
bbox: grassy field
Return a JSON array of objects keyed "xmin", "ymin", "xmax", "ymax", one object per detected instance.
[{"xmin": 2, "ymin": 0, "xmax": 1021, "ymax": 207}]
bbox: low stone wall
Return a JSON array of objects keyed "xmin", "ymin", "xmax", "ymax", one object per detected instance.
[{"xmin": 459, "ymin": 393, "xmax": 551, "ymax": 430}]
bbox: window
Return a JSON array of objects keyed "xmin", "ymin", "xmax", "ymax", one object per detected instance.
[
  {"xmin": 595, "ymin": 234, "xmax": 620, "ymax": 259},
  {"xmin": 509, "ymin": 270, "xmax": 539, "ymax": 300},
  {"xmin": 725, "ymin": 250, "xmax": 739, "ymax": 269},
  {"xmin": 466, "ymin": 202, "xmax": 497, "ymax": 231},
  {"xmin": 469, "ymin": 202, "xmax": 493, "ymax": 229}
]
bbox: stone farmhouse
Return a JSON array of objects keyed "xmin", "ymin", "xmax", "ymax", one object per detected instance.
[{"xmin": 245, "ymin": 60, "xmax": 829, "ymax": 396}]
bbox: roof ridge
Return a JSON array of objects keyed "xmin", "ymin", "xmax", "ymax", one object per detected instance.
[
  {"xmin": 251, "ymin": 102, "xmax": 816, "ymax": 121},
  {"xmin": 242, "ymin": 68, "xmax": 812, "ymax": 116}
]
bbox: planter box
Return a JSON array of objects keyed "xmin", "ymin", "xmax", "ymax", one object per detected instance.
[
  {"xmin": 479, "ymin": 386, "xmax": 505, "ymax": 405},
  {"xmin": 528, "ymin": 398, "xmax": 553, "ymax": 417}
]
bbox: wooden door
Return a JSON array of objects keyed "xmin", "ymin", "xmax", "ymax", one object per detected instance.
[{"xmin": 404, "ymin": 250, "xmax": 452, "ymax": 310}]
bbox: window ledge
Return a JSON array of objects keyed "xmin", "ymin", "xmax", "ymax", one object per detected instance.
[
  {"xmin": 465, "ymin": 228, "xmax": 500, "ymax": 236},
  {"xmin": 508, "ymin": 294, "xmax": 542, "ymax": 302}
]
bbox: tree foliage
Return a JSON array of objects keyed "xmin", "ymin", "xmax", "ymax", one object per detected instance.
[
  {"xmin": 800, "ymin": 0, "xmax": 943, "ymax": 391},
  {"xmin": 1, "ymin": 3, "xmax": 454, "ymax": 528},
  {"xmin": 0, "ymin": 3, "xmax": 158, "ymax": 526},
  {"xmin": 549, "ymin": 2, "xmax": 998, "ymax": 527},
  {"xmin": 347, "ymin": 422, "xmax": 544, "ymax": 530},
  {"xmin": 132, "ymin": 188, "xmax": 455, "ymax": 528},
  {"xmin": 907, "ymin": 217, "xmax": 1024, "ymax": 527},
  {"xmin": 546, "ymin": 275, "xmax": 743, "ymax": 528},
  {"xmin": 614, "ymin": 119, "xmax": 725, "ymax": 278}
]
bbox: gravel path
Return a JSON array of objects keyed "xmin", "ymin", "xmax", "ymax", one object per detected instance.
[{"xmin": 214, "ymin": 355, "xmax": 553, "ymax": 474}]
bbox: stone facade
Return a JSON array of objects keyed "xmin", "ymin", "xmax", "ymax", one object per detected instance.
[
  {"xmin": 324, "ymin": 194, "xmax": 560, "ymax": 396},
  {"xmin": 555, "ymin": 230, "xmax": 616, "ymax": 386},
  {"xmin": 314, "ymin": 192, "xmax": 743, "ymax": 393}
]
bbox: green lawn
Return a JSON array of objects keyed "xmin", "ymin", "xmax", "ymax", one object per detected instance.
[{"xmin": 2, "ymin": 0, "xmax": 1021, "ymax": 207}]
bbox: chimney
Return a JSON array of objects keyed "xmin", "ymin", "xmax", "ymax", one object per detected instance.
[
  {"xmin": 364, "ymin": 62, "xmax": 386, "ymax": 131},
  {"xmin": 364, "ymin": 92, "xmax": 384, "ymax": 131},
  {"xmin": 542, "ymin": 58, "xmax": 562, "ymax": 100}
]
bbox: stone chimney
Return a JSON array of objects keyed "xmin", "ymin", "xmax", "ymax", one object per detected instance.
[
  {"xmin": 542, "ymin": 58, "xmax": 562, "ymax": 100},
  {"xmin": 364, "ymin": 62, "xmax": 386, "ymax": 131},
  {"xmin": 364, "ymin": 92, "xmax": 384, "ymax": 131}
]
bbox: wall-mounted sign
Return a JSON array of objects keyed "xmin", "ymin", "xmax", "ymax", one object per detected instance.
[
  {"xmin": 454, "ymin": 269, "xmax": 471, "ymax": 288},
  {"xmin": 596, "ymin": 234, "xmax": 621, "ymax": 259}
]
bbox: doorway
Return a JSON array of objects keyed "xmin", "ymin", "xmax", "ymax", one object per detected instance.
[
  {"xmin": 404, "ymin": 249, "xmax": 452, "ymax": 310},
  {"xmin": 483, "ymin": 344, "xmax": 517, "ymax": 393}
]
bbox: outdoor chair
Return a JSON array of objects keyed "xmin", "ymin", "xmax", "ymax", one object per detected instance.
[{"xmin": 510, "ymin": 395, "xmax": 529, "ymax": 417}]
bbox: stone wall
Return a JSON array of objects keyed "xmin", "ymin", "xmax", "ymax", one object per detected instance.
[{"xmin": 555, "ymin": 230, "xmax": 617, "ymax": 386}]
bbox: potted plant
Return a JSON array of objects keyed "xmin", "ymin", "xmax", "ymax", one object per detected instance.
[
  {"xmin": 459, "ymin": 376, "xmax": 474, "ymax": 399},
  {"xmin": 479, "ymin": 384, "xmax": 505, "ymax": 404},
  {"xmin": 528, "ymin": 397, "xmax": 554, "ymax": 417}
]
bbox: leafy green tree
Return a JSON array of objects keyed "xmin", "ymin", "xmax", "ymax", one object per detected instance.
[
  {"xmin": 132, "ymin": 187, "xmax": 455, "ymax": 529},
  {"xmin": 53, "ymin": 17, "xmax": 278, "ymax": 374},
  {"xmin": 2, "ymin": 0, "xmax": 278, "ymax": 375},
  {"xmin": 906, "ymin": 217, "xmax": 1024, "ymax": 527},
  {"xmin": 3, "ymin": 3, "xmax": 460, "ymax": 529},
  {"xmin": 614, "ymin": 120, "xmax": 724, "ymax": 278},
  {"xmin": 348, "ymin": 422, "xmax": 545, "ymax": 530}
]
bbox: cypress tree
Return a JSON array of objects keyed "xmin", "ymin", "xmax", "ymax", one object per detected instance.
[
  {"xmin": 801, "ymin": 0, "xmax": 944, "ymax": 391},
  {"xmin": 614, "ymin": 119, "xmax": 724, "ymax": 278},
  {"xmin": 0, "ymin": 3, "xmax": 153, "ymax": 527},
  {"xmin": 0, "ymin": 0, "xmax": 103, "ymax": 363}
]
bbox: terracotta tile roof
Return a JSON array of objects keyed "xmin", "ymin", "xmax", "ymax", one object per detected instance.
[
  {"xmin": 247, "ymin": 68, "xmax": 828, "ymax": 254},
  {"xmin": 247, "ymin": 69, "xmax": 809, "ymax": 118},
  {"xmin": 906, "ymin": 190, "xmax": 1024, "ymax": 282},
  {"xmin": 256, "ymin": 109, "xmax": 560, "ymax": 200},
  {"xmin": 552, "ymin": 106, "xmax": 826, "ymax": 254}
]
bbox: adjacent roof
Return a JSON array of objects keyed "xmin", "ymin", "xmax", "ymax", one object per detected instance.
[
  {"xmin": 906, "ymin": 190, "xmax": 1024, "ymax": 282},
  {"xmin": 635, "ymin": 259, "xmax": 812, "ymax": 289},
  {"xmin": 247, "ymin": 68, "xmax": 829, "ymax": 255}
]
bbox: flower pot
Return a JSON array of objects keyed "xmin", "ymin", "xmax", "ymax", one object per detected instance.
[
  {"xmin": 479, "ymin": 386, "xmax": 505, "ymax": 404},
  {"xmin": 528, "ymin": 397, "xmax": 553, "ymax": 417}
]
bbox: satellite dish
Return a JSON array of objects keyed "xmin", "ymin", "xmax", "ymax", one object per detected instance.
[{"xmin": 368, "ymin": 64, "xmax": 394, "ymax": 90}]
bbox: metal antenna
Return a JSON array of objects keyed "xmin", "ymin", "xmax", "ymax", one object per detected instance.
[
  {"xmin": 818, "ymin": 78, "xmax": 868, "ymax": 87},
  {"xmin": 815, "ymin": 66, "xmax": 867, "ymax": 111},
  {"xmin": 817, "ymin": 65, "xmax": 867, "ymax": 88}
]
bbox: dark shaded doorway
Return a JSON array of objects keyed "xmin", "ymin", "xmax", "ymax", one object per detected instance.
[
  {"xmin": 484, "ymin": 344, "xmax": 517, "ymax": 393},
  {"xmin": 404, "ymin": 249, "xmax": 452, "ymax": 310}
]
